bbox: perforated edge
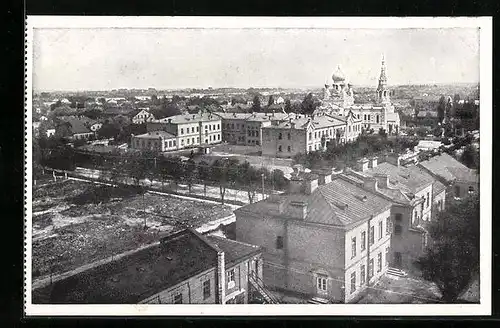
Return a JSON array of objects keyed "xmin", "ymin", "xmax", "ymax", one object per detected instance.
[{"xmin": 24, "ymin": 16, "xmax": 29, "ymax": 316}]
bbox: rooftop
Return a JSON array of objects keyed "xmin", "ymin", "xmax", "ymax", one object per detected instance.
[
  {"xmin": 33, "ymin": 229, "xmax": 218, "ymax": 304},
  {"xmin": 134, "ymin": 131, "xmax": 176, "ymax": 139},
  {"xmin": 163, "ymin": 112, "xmax": 221, "ymax": 124},
  {"xmin": 206, "ymin": 235, "xmax": 262, "ymax": 266},
  {"xmin": 236, "ymin": 175, "xmax": 392, "ymax": 228},
  {"xmin": 264, "ymin": 113, "xmax": 346, "ymax": 130},
  {"xmin": 418, "ymin": 153, "xmax": 478, "ymax": 184},
  {"xmin": 364, "ymin": 162, "xmax": 435, "ymax": 194}
]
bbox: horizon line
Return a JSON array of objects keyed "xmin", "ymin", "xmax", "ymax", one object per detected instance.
[{"xmin": 34, "ymin": 81, "xmax": 480, "ymax": 94}]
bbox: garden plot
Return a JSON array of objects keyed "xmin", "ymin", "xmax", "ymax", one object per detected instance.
[{"xmin": 31, "ymin": 179, "xmax": 234, "ymax": 280}]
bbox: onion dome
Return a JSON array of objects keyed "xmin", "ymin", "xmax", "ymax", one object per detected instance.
[{"xmin": 332, "ymin": 65, "xmax": 346, "ymax": 82}]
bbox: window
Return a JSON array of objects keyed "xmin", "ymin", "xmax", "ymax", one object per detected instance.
[
  {"xmin": 172, "ymin": 292, "xmax": 183, "ymax": 304},
  {"xmin": 218, "ymin": 134, "xmax": 220, "ymax": 140},
  {"xmin": 351, "ymin": 237, "xmax": 356, "ymax": 258},
  {"xmin": 309, "ymin": 132, "xmax": 312, "ymax": 139},
  {"xmin": 287, "ymin": 133, "xmax": 291, "ymax": 140},
  {"xmin": 360, "ymin": 231, "xmax": 366, "ymax": 251},
  {"xmin": 180, "ymin": 128, "xmax": 184, "ymax": 135},
  {"xmin": 350, "ymin": 272, "xmax": 356, "ymax": 294},
  {"xmin": 385, "ymin": 247, "xmax": 390, "ymax": 266},
  {"xmin": 369, "ymin": 259, "xmax": 374, "ymax": 278},
  {"xmin": 181, "ymin": 139, "xmax": 184, "ymax": 146},
  {"xmin": 191, "ymin": 127, "xmax": 195, "ymax": 133},
  {"xmin": 196, "ymin": 126, "xmax": 199, "ymax": 132},
  {"xmin": 386, "ymin": 218, "xmax": 391, "ymax": 235},
  {"xmin": 369, "ymin": 226, "xmax": 375, "ymax": 245},
  {"xmin": 276, "ymin": 236, "xmax": 284, "ymax": 249},
  {"xmin": 422, "ymin": 232, "xmax": 428, "ymax": 249},
  {"xmin": 376, "ymin": 114, "xmax": 380, "ymax": 124},
  {"xmin": 287, "ymin": 146, "xmax": 291, "ymax": 152},
  {"xmin": 315, "ymin": 132, "xmax": 317, "ymax": 139},
  {"xmin": 317, "ymin": 276, "xmax": 327, "ymax": 292},
  {"xmin": 377, "ymin": 252, "xmax": 382, "ymax": 272},
  {"xmin": 203, "ymin": 279, "xmax": 211, "ymax": 300},
  {"xmin": 468, "ymin": 186, "xmax": 475, "ymax": 194},
  {"xmin": 278, "ymin": 145, "xmax": 282, "ymax": 152},
  {"xmin": 378, "ymin": 221, "xmax": 383, "ymax": 240},
  {"xmin": 197, "ymin": 137, "xmax": 200, "ymax": 143},
  {"xmin": 278, "ymin": 133, "xmax": 282, "ymax": 140},
  {"xmin": 426, "ymin": 192, "xmax": 430, "ymax": 207},
  {"xmin": 217, "ymin": 124, "xmax": 220, "ymax": 130},
  {"xmin": 227, "ymin": 269, "xmax": 235, "ymax": 287},
  {"xmin": 206, "ymin": 125, "xmax": 209, "ymax": 130},
  {"xmin": 394, "ymin": 224, "xmax": 402, "ymax": 235},
  {"xmin": 192, "ymin": 137, "xmax": 195, "ymax": 144},
  {"xmin": 360, "ymin": 265, "xmax": 366, "ymax": 285},
  {"xmin": 454, "ymin": 185, "xmax": 460, "ymax": 197},
  {"xmin": 348, "ymin": 126, "xmax": 351, "ymax": 133},
  {"xmin": 173, "ymin": 140, "xmax": 176, "ymax": 146},
  {"xmin": 186, "ymin": 138, "xmax": 190, "ymax": 145}
]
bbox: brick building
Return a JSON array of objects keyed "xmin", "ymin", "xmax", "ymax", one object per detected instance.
[
  {"xmin": 235, "ymin": 166, "xmax": 392, "ymax": 303},
  {"xmin": 32, "ymin": 229, "xmax": 264, "ymax": 304}
]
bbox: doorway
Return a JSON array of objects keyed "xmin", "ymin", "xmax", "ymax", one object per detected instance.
[{"xmin": 394, "ymin": 252, "xmax": 402, "ymax": 269}]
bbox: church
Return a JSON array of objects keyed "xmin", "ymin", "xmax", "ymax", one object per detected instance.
[{"xmin": 316, "ymin": 55, "xmax": 401, "ymax": 134}]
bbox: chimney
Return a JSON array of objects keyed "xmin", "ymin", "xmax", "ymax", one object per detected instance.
[
  {"xmin": 356, "ymin": 158, "xmax": 370, "ymax": 172},
  {"xmin": 368, "ymin": 156, "xmax": 378, "ymax": 169},
  {"xmin": 168, "ymin": 118, "xmax": 172, "ymax": 124},
  {"xmin": 304, "ymin": 173, "xmax": 319, "ymax": 194},
  {"xmin": 288, "ymin": 201, "xmax": 308, "ymax": 220},
  {"xmin": 374, "ymin": 173, "xmax": 389, "ymax": 188},
  {"xmin": 311, "ymin": 168, "xmax": 333, "ymax": 185},
  {"xmin": 216, "ymin": 251, "xmax": 226, "ymax": 304},
  {"xmin": 363, "ymin": 176, "xmax": 379, "ymax": 192}
]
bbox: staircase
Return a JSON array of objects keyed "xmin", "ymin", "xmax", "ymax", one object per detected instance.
[
  {"xmin": 387, "ymin": 267, "xmax": 408, "ymax": 278},
  {"xmin": 248, "ymin": 272, "xmax": 280, "ymax": 304}
]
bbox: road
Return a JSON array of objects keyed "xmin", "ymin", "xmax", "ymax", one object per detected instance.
[{"xmin": 73, "ymin": 167, "xmax": 280, "ymax": 205}]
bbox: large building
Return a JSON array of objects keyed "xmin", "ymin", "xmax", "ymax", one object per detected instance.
[
  {"xmin": 33, "ymin": 229, "xmax": 265, "ymax": 304},
  {"xmin": 261, "ymin": 111, "xmax": 362, "ymax": 158},
  {"xmin": 418, "ymin": 152, "xmax": 479, "ymax": 199},
  {"xmin": 344, "ymin": 156, "xmax": 446, "ymax": 271},
  {"xmin": 235, "ymin": 166, "xmax": 392, "ymax": 303},
  {"xmin": 132, "ymin": 111, "xmax": 222, "ymax": 152},
  {"xmin": 317, "ymin": 56, "xmax": 401, "ymax": 134}
]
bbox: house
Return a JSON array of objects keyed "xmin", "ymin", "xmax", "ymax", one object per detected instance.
[
  {"xmin": 215, "ymin": 111, "xmax": 290, "ymax": 147},
  {"xmin": 131, "ymin": 131, "xmax": 178, "ymax": 152},
  {"xmin": 345, "ymin": 157, "xmax": 442, "ymax": 272},
  {"xmin": 55, "ymin": 117, "xmax": 95, "ymax": 140},
  {"xmin": 145, "ymin": 111, "xmax": 222, "ymax": 151},
  {"xmin": 261, "ymin": 111, "xmax": 362, "ymax": 158},
  {"xmin": 415, "ymin": 140, "xmax": 442, "ymax": 152},
  {"xmin": 418, "ymin": 153, "xmax": 479, "ymax": 199},
  {"xmin": 32, "ymin": 229, "xmax": 264, "ymax": 304},
  {"xmin": 131, "ymin": 108, "xmax": 155, "ymax": 124},
  {"xmin": 235, "ymin": 166, "xmax": 392, "ymax": 303}
]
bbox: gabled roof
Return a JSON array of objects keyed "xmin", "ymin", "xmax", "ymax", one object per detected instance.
[
  {"xmin": 32, "ymin": 229, "xmax": 218, "ymax": 304},
  {"xmin": 365, "ymin": 162, "xmax": 434, "ymax": 194},
  {"xmin": 236, "ymin": 176, "xmax": 392, "ymax": 228},
  {"xmin": 418, "ymin": 153, "xmax": 478, "ymax": 184},
  {"xmin": 206, "ymin": 235, "xmax": 262, "ymax": 266},
  {"xmin": 134, "ymin": 131, "xmax": 176, "ymax": 140},
  {"xmin": 56, "ymin": 117, "xmax": 92, "ymax": 134}
]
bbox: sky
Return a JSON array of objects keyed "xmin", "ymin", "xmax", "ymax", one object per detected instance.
[{"xmin": 33, "ymin": 28, "xmax": 480, "ymax": 91}]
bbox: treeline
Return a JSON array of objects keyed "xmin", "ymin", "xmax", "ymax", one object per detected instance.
[
  {"xmin": 294, "ymin": 134, "xmax": 420, "ymax": 169},
  {"xmin": 34, "ymin": 138, "xmax": 288, "ymax": 204}
]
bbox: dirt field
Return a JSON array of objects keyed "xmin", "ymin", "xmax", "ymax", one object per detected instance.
[{"xmin": 32, "ymin": 179, "xmax": 234, "ymax": 279}]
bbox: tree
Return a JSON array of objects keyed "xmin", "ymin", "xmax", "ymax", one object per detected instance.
[
  {"xmin": 211, "ymin": 158, "xmax": 239, "ymax": 205},
  {"xmin": 197, "ymin": 160, "xmax": 212, "ymax": 196},
  {"xmin": 284, "ymin": 99, "xmax": 292, "ymax": 113},
  {"xmin": 236, "ymin": 162, "xmax": 261, "ymax": 203},
  {"xmin": 300, "ymin": 93, "xmax": 319, "ymax": 115},
  {"xmin": 251, "ymin": 95, "xmax": 261, "ymax": 113},
  {"xmin": 183, "ymin": 159, "xmax": 198, "ymax": 193},
  {"xmin": 267, "ymin": 95, "xmax": 275, "ymax": 107},
  {"xmin": 460, "ymin": 144, "xmax": 479, "ymax": 170},
  {"xmin": 416, "ymin": 127, "xmax": 428, "ymax": 138},
  {"xmin": 415, "ymin": 195, "xmax": 479, "ymax": 302},
  {"xmin": 437, "ymin": 95, "xmax": 446, "ymax": 124}
]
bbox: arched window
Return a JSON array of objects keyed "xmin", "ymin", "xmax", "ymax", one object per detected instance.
[
  {"xmin": 278, "ymin": 133, "xmax": 282, "ymax": 140},
  {"xmin": 278, "ymin": 145, "xmax": 282, "ymax": 152},
  {"xmin": 468, "ymin": 186, "xmax": 475, "ymax": 194}
]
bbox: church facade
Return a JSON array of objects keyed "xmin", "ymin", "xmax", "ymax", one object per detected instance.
[{"xmin": 316, "ymin": 56, "xmax": 401, "ymax": 134}]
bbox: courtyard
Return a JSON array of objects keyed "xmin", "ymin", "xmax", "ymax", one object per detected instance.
[{"xmin": 31, "ymin": 179, "xmax": 234, "ymax": 280}]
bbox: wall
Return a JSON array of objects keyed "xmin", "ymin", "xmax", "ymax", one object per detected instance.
[
  {"xmin": 225, "ymin": 259, "xmax": 252, "ymax": 304},
  {"xmin": 140, "ymin": 267, "xmax": 217, "ymax": 304},
  {"xmin": 262, "ymin": 127, "xmax": 307, "ymax": 158},
  {"xmin": 343, "ymin": 208, "xmax": 391, "ymax": 302},
  {"xmin": 454, "ymin": 181, "xmax": 479, "ymax": 199}
]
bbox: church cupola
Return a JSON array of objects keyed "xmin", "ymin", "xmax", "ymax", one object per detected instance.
[{"xmin": 376, "ymin": 54, "xmax": 391, "ymax": 104}]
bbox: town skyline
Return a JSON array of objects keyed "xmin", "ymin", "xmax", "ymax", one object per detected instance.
[{"xmin": 33, "ymin": 28, "xmax": 480, "ymax": 92}]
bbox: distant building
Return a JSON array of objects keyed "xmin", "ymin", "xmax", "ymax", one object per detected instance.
[
  {"xmin": 32, "ymin": 229, "xmax": 264, "ymax": 304},
  {"xmin": 55, "ymin": 117, "xmax": 95, "ymax": 140},
  {"xmin": 345, "ymin": 156, "xmax": 445, "ymax": 272},
  {"xmin": 143, "ymin": 111, "xmax": 222, "ymax": 151},
  {"xmin": 236, "ymin": 166, "xmax": 392, "ymax": 303},
  {"xmin": 317, "ymin": 56, "xmax": 400, "ymax": 134},
  {"xmin": 131, "ymin": 131, "xmax": 178, "ymax": 152},
  {"xmin": 418, "ymin": 153, "xmax": 479, "ymax": 199},
  {"xmin": 131, "ymin": 108, "xmax": 155, "ymax": 124},
  {"xmin": 261, "ymin": 111, "xmax": 362, "ymax": 158}
]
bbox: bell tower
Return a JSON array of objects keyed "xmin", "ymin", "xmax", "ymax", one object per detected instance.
[{"xmin": 376, "ymin": 54, "xmax": 390, "ymax": 104}]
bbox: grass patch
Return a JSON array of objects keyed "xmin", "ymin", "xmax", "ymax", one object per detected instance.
[{"xmin": 67, "ymin": 185, "xmax": 140, "ymax": 205}]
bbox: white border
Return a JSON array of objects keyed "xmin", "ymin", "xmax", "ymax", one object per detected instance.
[{"xmin": 25, "ymin": 16, "xmax": 492, "ymax": 316}]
